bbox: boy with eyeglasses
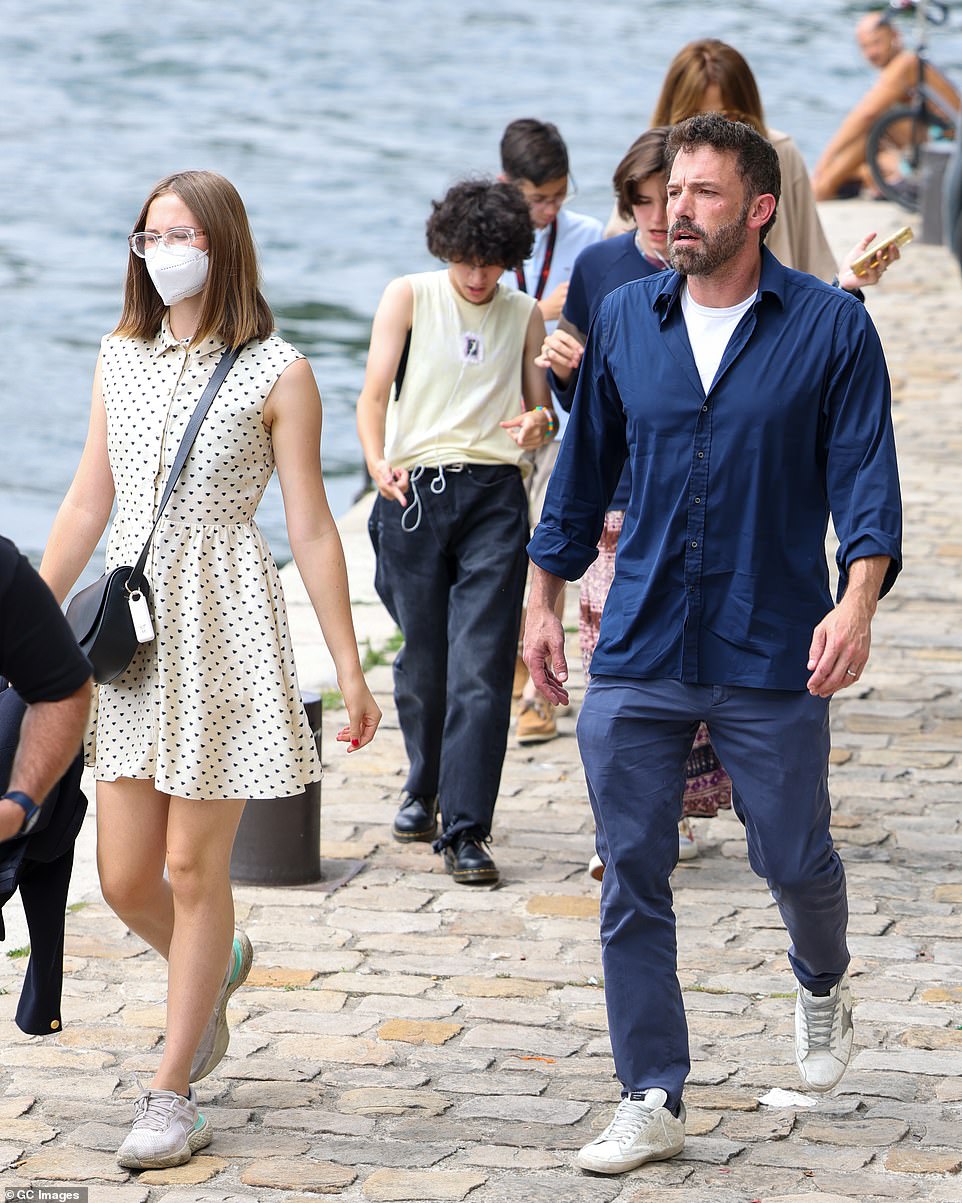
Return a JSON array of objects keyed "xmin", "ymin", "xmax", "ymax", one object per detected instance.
[
  {"xmin": 498, "ymin": 118, "xmax": 603, "ymax": 745},
  {"xmin": 498, "ymin": 118, "xmax": 604, "ymax": 326}
]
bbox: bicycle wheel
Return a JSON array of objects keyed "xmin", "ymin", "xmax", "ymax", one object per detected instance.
[{"xmin": 866, "ymin": 104, "xmax": 954, "ymax": 212}]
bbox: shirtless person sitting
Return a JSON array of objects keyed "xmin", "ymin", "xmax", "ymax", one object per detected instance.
[{"xmin": 812, "ymin": 11, "xmax": 959, "ymax": 201}]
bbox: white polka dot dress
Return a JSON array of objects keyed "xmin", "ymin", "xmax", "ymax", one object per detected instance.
[{"xmin": 86, "ymin": 319, "xmax": 322, "ymax": 801}]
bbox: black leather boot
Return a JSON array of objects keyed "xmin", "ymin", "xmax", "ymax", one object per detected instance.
[
  {"xmin": 392, "ymin": 793, "xmax": 439, "ymax": 842},
  {"xmin": 443, "ymin": 831, "xmax": 499, "ymax": 885}
]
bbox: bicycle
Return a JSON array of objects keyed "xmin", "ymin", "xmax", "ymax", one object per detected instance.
[{"xmin": 866, "ymin": 0, "xmax": 961, "ymax": 211}]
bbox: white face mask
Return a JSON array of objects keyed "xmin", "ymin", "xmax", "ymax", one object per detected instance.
[{"xmin": 145, "ymin": 243, "xmax": 209, "ymax": 306}]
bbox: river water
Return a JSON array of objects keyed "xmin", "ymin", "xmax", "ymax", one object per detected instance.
[{"xmin": 3, "ymin": 0, "xmax": 960, "ymax": 569}]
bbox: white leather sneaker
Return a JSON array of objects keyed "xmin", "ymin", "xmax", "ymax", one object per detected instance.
[
  {"xmin": 576, "ymin": 1088, "xmax": 686, "ymax": 1174},
  {"xmin": 116, "ymin": 1087, "xmax": 211, "ymax": 1169},
  {"xmin": 190, "ymin": 931, "xmax": 253, "ymax": 1083},
  {"xmin": 795, "ymin": 973, "xmax": 854, "ymax": 1091}
]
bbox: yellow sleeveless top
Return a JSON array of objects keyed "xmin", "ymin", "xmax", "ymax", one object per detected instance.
[{"xmin": 385, "ymin": 270, "xmax": 536, "ymax": 472}]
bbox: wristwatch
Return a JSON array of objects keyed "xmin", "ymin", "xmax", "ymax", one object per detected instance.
[{"xmin": 2, "ymin": 791, "xmax": 42, "ymax": 835}]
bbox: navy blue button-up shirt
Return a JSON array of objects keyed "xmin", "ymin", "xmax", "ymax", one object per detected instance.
[{"xmin": 528, "ymin": 249, "xmax": 902, "ymax": 691}]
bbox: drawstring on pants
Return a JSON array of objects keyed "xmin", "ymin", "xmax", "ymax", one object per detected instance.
[{"xmin": 400, "ymin": 463, "xmax": 465, "ymax": 533}]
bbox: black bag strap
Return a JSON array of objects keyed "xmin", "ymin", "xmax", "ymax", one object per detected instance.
[
  {"xmin": 127, "ymin": 343, "xmax": 243, "ymax": 592},
  {"xmin": 393, "ymin": 328, "xmax": 412, "ymax": 402}
]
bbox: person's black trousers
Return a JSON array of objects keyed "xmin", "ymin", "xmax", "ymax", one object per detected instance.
[{"xmin": 369, "ymin": 464, "xmax": 528, "ymax": 844}]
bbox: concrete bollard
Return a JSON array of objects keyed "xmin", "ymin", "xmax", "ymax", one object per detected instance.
[
  {"xmin": 230, "ymin": 693, "xmax": 322, "ymax": 886},
  {"xmin": 944, "ymin": 125, "xmax": 962, "ymax": 269},
  {"xmin": 919, "ymin": 141, "xmax": 954, "ymax": 245}
]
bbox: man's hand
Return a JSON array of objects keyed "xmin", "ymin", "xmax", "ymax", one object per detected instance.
[
  {"xmin": 807, "ymin": 555, "xmax": 889, "ymax": 696},
  {"xmin": 523, "ymin": 567, "xmax": 569, "ymax": 706},
  {"xmin": 807, "ymin": 601, "xmax": 873, "ymax": 696},
  {"xmin": 537, "ymin": 280, "xmax": 569, "ymax": 323},
  {"xmin": 534, "ymin": 329, "xmax": 585, "ymax": 383},
  {"xmin": 0, "ymin": 797, "xmax": 27, "ymax": 842},
  {"xmin": 500, "ymin": 409, "xmax": 551, "ymax": 450},
  {"xmin": 371, "ymin": 458, "xmax": 410, "ymax": 505}
]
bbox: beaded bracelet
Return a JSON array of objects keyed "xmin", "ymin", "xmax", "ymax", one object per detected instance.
[{"xmin": 535, "ymin": 405, "xmax": 557, "ymax": 437}]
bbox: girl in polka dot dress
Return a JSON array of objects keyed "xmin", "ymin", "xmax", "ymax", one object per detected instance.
[{"xmin": 41, "ymin": 171, "xmax": 381, "ymax": 1170}]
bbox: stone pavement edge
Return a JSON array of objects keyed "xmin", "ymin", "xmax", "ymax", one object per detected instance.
[{"xmin": 0, "ymin": 197, "xmax": 960, "ymax": 1203}]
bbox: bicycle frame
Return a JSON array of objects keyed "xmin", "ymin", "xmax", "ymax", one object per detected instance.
[
  {"xmin": 885, "ymin": 0, "xmax": 962, "ymax": 130},
  {"xmin": 866, "ymin": 0, "xmax": 960, "ymax": 208},
  {"xmin": 898, "ymin": 0, "xmax": 960, "ymax": 124}
]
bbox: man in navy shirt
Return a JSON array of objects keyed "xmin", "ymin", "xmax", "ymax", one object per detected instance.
[{"xmin": 525, "ymin": 114, "xmax": 901, "ymax": 1176}]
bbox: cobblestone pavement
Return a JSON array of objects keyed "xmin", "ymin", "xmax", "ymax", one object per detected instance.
[{"xmin": 1, "ymin": 200, "xmax": 960, "ymax": 1202}]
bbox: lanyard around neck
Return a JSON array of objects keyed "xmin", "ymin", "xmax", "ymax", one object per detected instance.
[{"xmin": 514, "ymin": 219, "xmax": 557, "ymax": 301}]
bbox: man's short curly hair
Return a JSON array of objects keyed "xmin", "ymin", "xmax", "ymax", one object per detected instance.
[
  {"xmin": 666, "ymin": 113, "xmax": 780, "ymax": 242},
  {"xmin": 426, "ymin": 178, "xmax": 534, "ymax": 269}
]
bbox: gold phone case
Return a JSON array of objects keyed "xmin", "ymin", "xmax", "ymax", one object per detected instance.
[{"xmin": 851, "ymin": 226, "xmax": 913, "ymax": 276}]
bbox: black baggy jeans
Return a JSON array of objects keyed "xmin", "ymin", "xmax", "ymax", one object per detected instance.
[{"xmin": 368, "ymin": 464, "xmax": 528, "ymax": 844}]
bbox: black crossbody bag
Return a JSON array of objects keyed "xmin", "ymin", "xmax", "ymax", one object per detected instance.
[{"xmin": 66, "ymin": 344, "xmax": 243, "ymax": 684}]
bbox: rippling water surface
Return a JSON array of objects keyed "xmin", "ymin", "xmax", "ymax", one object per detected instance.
[{"xmin": 3, "ymin": 0, "xmax": 960, "ymax": 567}]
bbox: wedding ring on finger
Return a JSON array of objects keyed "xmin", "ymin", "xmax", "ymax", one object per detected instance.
[{"xmin": 845, "ymin": 667, "xmax": 858, "ymax": 677}]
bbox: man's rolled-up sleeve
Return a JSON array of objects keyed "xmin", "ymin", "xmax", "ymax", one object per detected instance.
[
  {"xmin": 823, "ymin": 303, "xmax": 903, "ymax": 601},
  {"xmin": 528, "ymin": 303, "xmax": 628, "ymax": 581}
]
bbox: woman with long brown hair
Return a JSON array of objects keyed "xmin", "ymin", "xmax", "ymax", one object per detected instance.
[
  {"xmin": 649, "ymin": 38, "xmax": 835, "ymax": 277},
  {"xmin": 610, "ymin": 39, "xmax": 896, "ymax": 291},
  {"xmin": 41, "ymin": 170, "xmax": 380, "ymax": 1170}
]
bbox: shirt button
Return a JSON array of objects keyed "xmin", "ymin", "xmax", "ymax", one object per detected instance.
[
  {"xmin": 697, "ymin": 451, "xmax": 704, "ymax": 459},
  {"xmin": 691, "ymin": 541, "xmax": 698, "ymax": 548},
  {"xmin": 702, "ymin": 404, "xmax": 708, "ymax": 412},
  {"xmin": 694, "ymin": 497, "xmax": 701, "ymax": 504}
]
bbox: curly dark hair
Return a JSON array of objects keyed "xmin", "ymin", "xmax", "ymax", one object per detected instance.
[
  {"xmin": 426, "ymin": 178, "xmax": 534, "ymax": 270},
  {"xmin": 666, "ymin": 113, "xmax": 781, "ymax": 242}
]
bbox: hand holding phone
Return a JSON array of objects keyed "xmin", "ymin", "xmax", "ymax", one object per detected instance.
[{"xmin": 850, "ymin": 226, "xmax": 913, "ymax": 277}]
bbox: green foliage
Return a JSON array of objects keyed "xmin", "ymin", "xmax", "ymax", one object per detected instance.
[
  {"xmin": 361, "ymin": 628, "xmax": 404, "ymax": 671},
  {"xmin": 361, "ymin": 639, "xmax": 386, "ymax": 671}
]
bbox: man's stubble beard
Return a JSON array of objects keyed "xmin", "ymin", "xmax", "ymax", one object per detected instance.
[{"xmin": 668, "ymin": 201, "xmax": 752, "ymax": 277}]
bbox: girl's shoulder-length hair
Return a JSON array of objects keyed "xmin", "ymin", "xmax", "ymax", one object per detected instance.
[
  {"xmin": 612, "ymin": 126, "xmax": 671, "ymax": 222},
  {"xmin": 113, "ymin": 170, "xmax": 274, "ymax": 347}
]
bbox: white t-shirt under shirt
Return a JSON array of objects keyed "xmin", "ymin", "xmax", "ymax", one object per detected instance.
[{"xmin": 681, "ymin": 284, "xmax": 758, "ymax": 394}]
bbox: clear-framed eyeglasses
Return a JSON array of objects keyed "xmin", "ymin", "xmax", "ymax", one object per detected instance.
[
  {"xmin": 128, "ymin": 227, "xmax": 206, "ymax": 258},
  {"xmin": 513, "ymin": 174, "xmax": 578, "ymax": 215}
]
